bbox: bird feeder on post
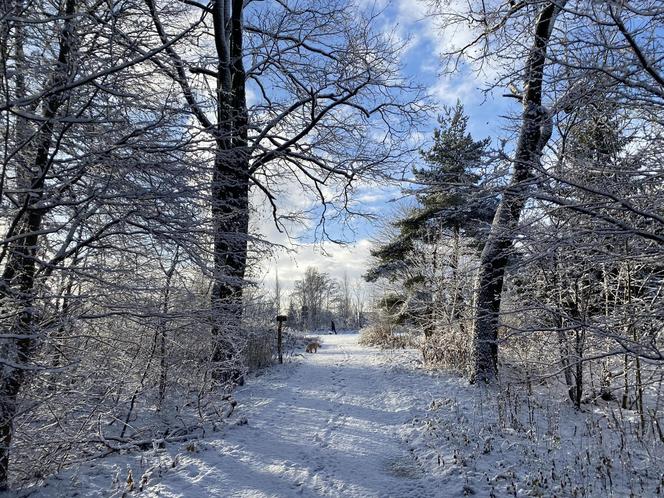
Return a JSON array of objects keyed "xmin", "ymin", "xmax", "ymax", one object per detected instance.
[{"xmin": 276, "ymin": 315, "xmax": 287, "ymax": 364}]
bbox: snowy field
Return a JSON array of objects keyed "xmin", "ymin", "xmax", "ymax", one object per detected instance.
[{"xmin": 12, "ymin": 332, "xmax": 663, "ymax": 497}]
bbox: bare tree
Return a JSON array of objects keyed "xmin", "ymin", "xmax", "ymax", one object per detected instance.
[
  {"xmin": 0, "ymin": 0, "xmax": 206, "ymax": 487},
  {"xmin": 0, "ymin": 0, "xmax": 422, "ymax": 487},
  {"xmin": 292, "ymin": 267, "xmax": 339, "ymax": 331},
  {"xmin": 143, "ymin": 0, "xmax": 423, "ymax": 370},
  {"xmin": 429, "ymin": 0, "xmax": 663, "ymax": 382},
  {"xmin": 469, "ymin": 1, "xmax": 565, "ymax": 382}
]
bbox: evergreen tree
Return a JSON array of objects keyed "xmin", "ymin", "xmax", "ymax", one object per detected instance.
[
  {"xmin": 366, "ymin": 102, "xmax": 494, "ymax": 362},
  {"xmin": 406, "ymin": 101, "xmax": 493, "ymax": 242},
  {"xmin": 367, "ymin": 102, "xmax": 493, "ymax": 284}
]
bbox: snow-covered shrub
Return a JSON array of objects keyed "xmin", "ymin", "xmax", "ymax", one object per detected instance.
[
  {"xmin": 359, "ymin": 320, "xmax": 415, "ymax": 349},
  {"xmin": 424, "ymin": 323, "xmax": 473, "ymax": 377},
  {"xmin": 7, "ymin": 272, "xmax": 248, "ymax": 489},
  {"xmin": 403, "ymin": 378, "xmax": 664, "ymax": 497},
  {"xmin": 242, "ymin": 328, "xmax": 274, "ymax": 371}
]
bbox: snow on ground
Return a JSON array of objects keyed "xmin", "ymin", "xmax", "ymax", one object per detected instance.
[
  {"xmin": 401, "ymin": 374, "xmax": 664, "ymax": 497},
  {"xmin": 137, "ymin": 333, "xmax": 447, "ymax": 497},
  {"xmin": 12, "ymin": 332, "xmax": 664, "ymax": 497},
  {"xmin": 18, "ymin": 333, "xmax": 447, "ymax": 497}
]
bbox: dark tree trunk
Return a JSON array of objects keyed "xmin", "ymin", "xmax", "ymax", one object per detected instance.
[
  {"xmin": 157, "ymin": 248, "xmax": 178, "ymax": 411},
  {"xmin": 573, "ymin": 329, "xmax": 585, "ymax": 407},
  {"xmin": 0, "ymin": 0, "xmax": 75, "ymax": 487},
  {"xmin": 450, "ymin": 223, "xmax": 464, "ymax": 325},
  {"xmin": 209, "ymin": 0, "xmax": 249, "ymax": 380},
  {"xmin": 471, "ymin": 2, "xmax": 565, "ymax": 383},
  {"xmin": 0, "ymin": 128, "xmax": 52, "ymax": 491}
]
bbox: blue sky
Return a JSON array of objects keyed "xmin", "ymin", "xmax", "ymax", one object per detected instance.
[{"xmin": 256, "ymin": 0, "xmax": 516, "ymax": 297}]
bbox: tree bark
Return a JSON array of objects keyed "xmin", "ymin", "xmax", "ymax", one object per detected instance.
[
  {"xmin": 471, "ymin": 2, "xmax": 565, "ymax": 383},
  {"xmin": 209, "ymin": 0, "xmax": 249, "ymax": 379},
  {"xmin": 0, "ymin": 0, "xmax": 76, "ymax": 487}
]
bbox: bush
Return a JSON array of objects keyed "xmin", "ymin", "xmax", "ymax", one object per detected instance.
[
  {"xmin": 424, "ymin": 323, "xmax": 473, "ymax": 376},
  {"xmin": 359, "ymin": 321, "xmax": 415, "ymax": 349},
  {"xmin": 242, "ymin": 327, "xmax": 274, "ymax": 371}
]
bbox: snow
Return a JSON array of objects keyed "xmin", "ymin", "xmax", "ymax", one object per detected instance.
[
  {"xmin": 139, "ymin": 333, "xmax": 446, "ymax": 497},
  {"xmin": 12, "ymin": 332, "xmax": 664, "ymax": 497}
]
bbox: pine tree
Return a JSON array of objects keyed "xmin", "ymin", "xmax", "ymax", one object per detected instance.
[
  {"xmin": 367, "ymin": 102, "xmax": 493, "ymax": 283},
  {"xmin": 366, "ymin": 102, "xmax": 494, "ymax": 361},
  {"xmin": 407, "ymin": 101, "xmax": 493, "ymax": 242}
]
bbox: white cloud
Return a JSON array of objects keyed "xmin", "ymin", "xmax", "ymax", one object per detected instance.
[
  {"xmin": 388, "ymin": 0, "xmax": 502, "ymax": 107},
  {"xmin": 429, "ymin": 73, "xmax": 478, "ymax": 105},
  {"xmin": 395, "ymin": 0, "xmax": 476, "ymax": 58},
  {"xmin": 251, "ymin": 175, "xmax": 385, "ymax": 299},
  {"xmin": 257, "ymin": 239, "xmax": 375, "ymax": 299}
]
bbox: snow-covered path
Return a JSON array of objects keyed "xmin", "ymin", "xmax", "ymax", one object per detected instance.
[
  {"xmin": 24, "ymin": 331, "xmax": 664, "ymax": 497},
  {"xmin": 146, "ymin": 333, "xmax": 443, "ymax": 497}
]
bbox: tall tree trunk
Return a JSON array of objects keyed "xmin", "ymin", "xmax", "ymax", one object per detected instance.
[
  {"xmin": 2, "ymin": 0, "xmax": 30, "ymax": 203},
  {"xmin": 572, "ymin": 328, "xmax": 585, "ymax": 408},
  {"xmin": 0, "ymin": 0, "xmax": 76, "ymax": 487},
  {"xmin": 209, "ymin": 0, "xmax": 249, "ymax": 379},
  {"xmin": 471, "ymin": 2, "xmax": 565, "ymax": 383},
  {"xmin": 158, "ymin": 248, "xmax": 178, "ymax": 411},
  {"xmin": 143, "ymin": 0, "xmax": 249, "ymax": 379}
]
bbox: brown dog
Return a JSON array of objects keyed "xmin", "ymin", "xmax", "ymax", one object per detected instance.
[{"xmin": 305, "ymin": 342, "xmax": 320, "ymax": 353}]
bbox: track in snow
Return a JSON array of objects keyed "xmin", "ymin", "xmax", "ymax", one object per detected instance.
[{"xmin": 145, "ymin": 333, "xmax": 444, "ymax": 498}]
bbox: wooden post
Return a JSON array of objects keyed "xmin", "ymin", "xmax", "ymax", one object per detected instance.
[{"xmin": 276, "ymin": 315, "xmax": 287, "ymax": 364}]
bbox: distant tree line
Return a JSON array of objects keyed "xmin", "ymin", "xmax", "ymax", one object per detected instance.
[{"xmin": 284, "ymin": 267, "xmax": 367, "ymax": 332}]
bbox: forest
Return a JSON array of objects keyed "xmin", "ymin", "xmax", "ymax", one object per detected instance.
[{"xmin": 0, "ymin": 0, "xmax": 663, "ymax": 495}]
